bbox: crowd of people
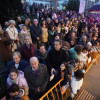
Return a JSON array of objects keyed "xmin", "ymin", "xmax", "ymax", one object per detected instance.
[
  {"xmin": 23, "ymin": 2, "xmax": 49, "ymax": 17},
  {"xmin": 0, "ymin": 2, "xmax": 100, "ymax": 100}
]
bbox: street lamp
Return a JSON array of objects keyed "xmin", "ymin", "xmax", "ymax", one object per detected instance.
[
  {"xmin": 57, "ymin": 6, "xmax": 59, "ymax": 10},
  {"xmin": 21, "ymin": 0, "xmax": 24, "ymax": 4},
  {"xmin": 63, "ymin": 6, "xmax": 66, "ymax": 10}
]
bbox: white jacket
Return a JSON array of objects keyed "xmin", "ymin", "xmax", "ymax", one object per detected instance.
[
  {"xmin": 6, "ymin": 26, "xmax": 18, "ymax": 51},
  {"xmin": 71, "ymin": 76, "xmax": 83, "ymax": 95},
  {"xmin": 6, "ymin": 26, "xmax": 18, "ymax": 40}
]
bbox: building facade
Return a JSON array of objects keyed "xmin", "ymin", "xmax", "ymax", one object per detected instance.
[
  {"xmin": 26, "ymin": 0, "xmax": 68, "ymax": 10},
  {"xmin": 85, "ymin": 0, "xmax": 100, "ymax": 12}
]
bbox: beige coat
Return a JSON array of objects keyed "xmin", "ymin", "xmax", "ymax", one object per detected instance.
[
  {"xmin": 6, "ymin": 26, "xmax": 18, "ymax": 51},
  {"xmin": 42, "ymin": 27, "xmax": 48, "ymax": 43}
]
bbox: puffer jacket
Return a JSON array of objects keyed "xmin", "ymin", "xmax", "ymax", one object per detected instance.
[{"xmin": 7, "ymin": 70, "xmax": 29, "ymax": 96}]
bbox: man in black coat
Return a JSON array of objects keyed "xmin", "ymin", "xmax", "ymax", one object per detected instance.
[
  {"xmin": 24, "ymin": 57, "xmax": 49, "ymax": 100},
  {"xmin": 30, "ymin": 19, "xmax": 42, "ymax": 45},
  {"xmin": 46, "ymin": 39, "xmax": 68, "ymax": 75},
  {"xmin": 46, "ymin": 39, "xmax": 68, "ymax": 88}
]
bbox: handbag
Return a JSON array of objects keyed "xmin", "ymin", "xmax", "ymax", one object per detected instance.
[{"xmin": 4, "ymin": 39, "xmax": 13, "ymax": 45}]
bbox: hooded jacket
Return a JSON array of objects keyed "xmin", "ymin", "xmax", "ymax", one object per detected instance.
[
  {"xmin": 7, "ymin": 70, "xmax": 28, "ymax": 88},
  {"xmin": 7, "ymin": 71, "xmax": 29, "ymax": 96}
]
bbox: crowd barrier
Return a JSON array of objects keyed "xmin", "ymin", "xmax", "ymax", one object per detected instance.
[
  {"xmin": 73, "ymin": 88, "xmax": 96, "ymax": 100},
  {"xmin": 39, "ymin": 51, "xmax": 100, "ymax": 100}
]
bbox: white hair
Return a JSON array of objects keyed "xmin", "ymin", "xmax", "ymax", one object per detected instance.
[
  {"xmin": 30, "ymin": 57, "xmax": 38, "ymax": 62},
  {"xmin": 9, "ymin": 20, "xmax": 15, "ymax": 25},
  {"xmin": 87, "ymin": 42, "xmax": 92, "ymax": 46}
]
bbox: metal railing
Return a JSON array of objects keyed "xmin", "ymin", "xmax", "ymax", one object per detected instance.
[{"xmin": 39, "ymin": 51, "xmax": 99, "ymax": 100}]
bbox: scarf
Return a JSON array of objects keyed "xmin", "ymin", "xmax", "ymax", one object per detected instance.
[{"xmin": 10, "ymin": 76, "xmax": 18, "ymax": 84}]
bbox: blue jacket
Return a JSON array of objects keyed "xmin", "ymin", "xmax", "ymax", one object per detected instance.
[{"xmin": 7, "ymin": 60, "xmax": 29, "ymax": 76}]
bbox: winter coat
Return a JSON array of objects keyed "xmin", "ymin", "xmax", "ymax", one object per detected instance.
[
  {"xmin": 41, "ymin": 27, "xmax": 48, "ymax": 43},
  {"xmin": 20, "ymin": 44, "xmax": 36, "ymax": 62},
  {"xmin": 6, "ymin": 26, "xmax": 18, "ymax": 51},
  {"xmin": 6, "ymin": 26, "xmax": 18, "ymax": 41},
  {"xmin": 24, "ymin": 64, "xmax": 49, "ymax": 97},
  {"xmin": 60, "ymin": 69, "xmax": 68, "ymax": 86},
  {"xmin": 0, "ymin": 74, "xmax": 7, "ymax": 98},
  {"xmin": 0, "ymin": 31, "xmax": 13, "ymax": 62},
  {"xmin": 30, "ymin": 24, "xmax": 42, "ymax": 43},
  {"xmin": 7, "ymin": 60, "xmax": 29, "ymax": 76},
  {"xmin": 7, "ymin": 70, "xmax": 29, "ymax": 96},
  {"xmin": 48, "ymin": 30, "xmax": 55, "ymax": 45},
  {"xmin": 71, "ymin": 76, "xmax": 83, "ymax": 95},
  {"xmin": 7, "ymin": 70, "xmax": 28, "ymax": 88},
  {"xmin": 46, "ymin": 48, "xmax": 68, "ymax": 71},
  {"xmin": 36, "ymin": 50, "xmax": 47, "ymax": 64}
]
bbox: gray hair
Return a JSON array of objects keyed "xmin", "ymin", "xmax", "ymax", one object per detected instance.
[
  {"xmin": 33, "ymin": 19, "xmax": 38, "ymax": 22},
  {"xmin": 87, "ymin": 42, "xmax": 92, "ymax": 46},
  {"xmin": 9, "ymin": 20, "xmax": 15, "ymax": 25},
  {"xmin": 13, "ymin": 51, "xmax": 21, "ymax": 58}
]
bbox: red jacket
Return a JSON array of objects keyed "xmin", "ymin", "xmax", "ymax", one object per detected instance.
[{"xmin": 20, "ymin": 44, "xmax": 36, "ymax": 62}]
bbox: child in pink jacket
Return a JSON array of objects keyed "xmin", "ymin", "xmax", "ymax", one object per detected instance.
[{"xmin": 7, "ymin": 67, "xmax": 29, "ymax": 96}]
